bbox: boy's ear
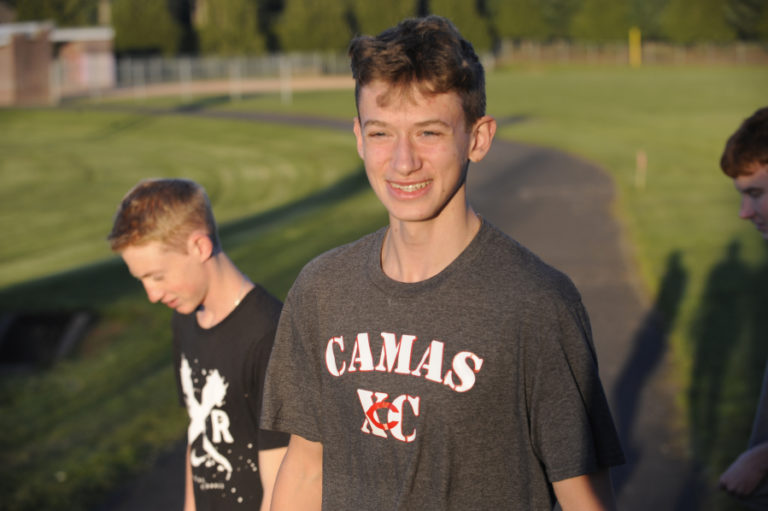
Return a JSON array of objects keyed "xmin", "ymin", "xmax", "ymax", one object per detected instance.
[
  {"xmin": 187, "ymin": 231, "xmax": 214, "ymax": 261},
  {"xmin": 468, "ymin": 115, "xmax": 497, "ymax": 163},
  {"xmin": 353, "ymin": 116, "xmax": 364, "ymax": 160}
]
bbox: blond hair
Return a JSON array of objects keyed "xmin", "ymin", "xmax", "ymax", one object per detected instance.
[{"xmin": 108, "ymin": 178, "xmax": 220, "ymax": 253}]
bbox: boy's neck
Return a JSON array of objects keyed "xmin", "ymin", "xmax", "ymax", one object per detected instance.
[
  {"xmin": 381, "ymin": 207, "xmax": 481, "ymax": 283},
  {"xmin": 195, "ymin": 253, "xmax": 253, "ymax": 329}
]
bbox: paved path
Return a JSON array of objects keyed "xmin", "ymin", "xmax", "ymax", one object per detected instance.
[
  {"xmin": 96, "ymin": 113, "xmax": 704, "ymax": 510},
  {"xmin": 469, "ymin": 139, "xmax": 703, "ymax": 509}
]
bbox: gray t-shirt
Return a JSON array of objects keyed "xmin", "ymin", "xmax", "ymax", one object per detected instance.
[{"xmin": 261, "ymin": 220, "xmax": 624, "ymax": 510}]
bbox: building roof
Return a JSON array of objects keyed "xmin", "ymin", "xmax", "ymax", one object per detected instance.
[
  {"xmin": 0, "ymin": 21, "xmax": 53, "ymax": 46},
  {"xmin": 51, "ymin": 26, "xmax": 114, "ymax": 43},
  {"xmin": 0, "ymin": 22, "xmax": 114, "ymax": 47}
]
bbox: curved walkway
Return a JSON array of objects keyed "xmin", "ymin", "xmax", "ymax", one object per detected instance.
[
  {"xmin": 95, "ymin": 110, "xmax": 703, "ymax": 511},
  {"xmin": 469, "ymin": 139, "xmax": 702, "ymax": 510}
]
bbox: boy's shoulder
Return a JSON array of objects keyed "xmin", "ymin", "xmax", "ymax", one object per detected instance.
[
  {"xmin": 297, "ymin": 228, "xmax": 384, "ymax": 283},
  {"xmin": 479, "ymin": 221, "xmax": 582, "ymax": 304}
]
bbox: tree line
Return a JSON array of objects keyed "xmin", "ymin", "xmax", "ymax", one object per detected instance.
[{"xmin": 9, "ymin": 0, "xmax": 768, "ymax": 56}]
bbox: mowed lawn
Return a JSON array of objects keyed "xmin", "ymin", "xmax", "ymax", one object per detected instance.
[
  {"xmin": 0, "ymin": 106, "xmax": 361, "ymax": 289},
  {"xmin": 0, "ymin": 64, "xmax": 766, "ymax": 510},
  {"xmin": 0, "ymin": 106, "xmax": 387, "ymax": 511},
  {"xmin": 193, "ymin": 69, "xmax": 768, "ymax": 492}
]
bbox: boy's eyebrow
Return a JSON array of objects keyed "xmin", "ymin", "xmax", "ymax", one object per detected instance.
[
  {"xmin": 134, "ymin": 269, "xmax": 159, "ymax": 280},
  {"xmin": 362, "ymin": 119, "xmax": 451, "ymax": 129},
  {"xmin": 734, "ymin": 179, "xmax": 759, "ymax": 192},
  {"xmin": 415, "ymin": 119, "xmax": 451, "ymax": 129}
]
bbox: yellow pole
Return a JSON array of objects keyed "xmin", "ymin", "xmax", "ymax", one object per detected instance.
[{"xmin": 629, "ymin": 27, "xmax": 642, "ymax": 68}]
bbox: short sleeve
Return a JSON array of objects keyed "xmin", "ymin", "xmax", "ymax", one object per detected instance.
[
  {"xmin": 245, "ymin": 309, "xmax": 290, "ymax": 451},
  {"xmin": 527, "ymin": 296, "xmax": 624, "ymax": 482},
  {"xmin": 260, "ymin": 281, "xmax": 325, "ymax": 443}
]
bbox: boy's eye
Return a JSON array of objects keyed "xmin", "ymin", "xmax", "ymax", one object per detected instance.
[{"xmin": 420, "ymin": 129, "xmax": 446, "ymax": 138}]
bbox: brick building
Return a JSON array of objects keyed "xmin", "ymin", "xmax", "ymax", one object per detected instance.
[{"xmin": 0, "ymin": 22, "xmax": 114, "ymax": 106}]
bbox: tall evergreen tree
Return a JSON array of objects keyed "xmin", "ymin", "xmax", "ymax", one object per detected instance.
[
  {"xmin": 428, "ymin": 0, "xmax": 493, "ymax": 50},
  {"xmin": 168, "ymin": 0, "xmax": 198, "ymax": 54},
  {"xmin": 256, "ymin": 0, "xmax": 284, "ymax": 51},
  {"xmin": 662, "ymin": 0, "xmax": 738, "ymax": 43},
  {"xmin": 570, "ymin": 0, "xmax": 630, "ymax": 43},
  {"xmin": 350, "ymin": 0, "xmax": 418, "ymax": 37},
  {"xmin": 488, "ymin": 0, "xmax": 550, "ymax": 41},
  {"xmin": 16, "ymin": 0, "xmax": 98, "ymax": 26},
  {"xmin": 275, "ymin": 0, "xmax": 352, "ymax": 51},
  {"xmin": 112, "ymin": 0, "xmax": 180, "ymax": 55},
  {"xmin": 196, "ymin": 0, "xmax": 265, "ymax": 55}
]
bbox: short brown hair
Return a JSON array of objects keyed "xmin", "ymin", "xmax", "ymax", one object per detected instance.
[
  {"xmin": 107, "ymin": 178, "xmax": 220, "ymax": 253},
  {"xmin": 721, "ymin": 106, "xmax": 768, "ymax": 177},
  {"xmin": 348, "ymin": 15, "xmax": 486, "ymax": 128}
]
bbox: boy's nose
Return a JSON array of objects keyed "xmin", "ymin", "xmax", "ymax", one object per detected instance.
[
  {"xmin": 739, "ymin": 197, "xmax": 755, "ymax": 220},
  {"xmin": 143, "ymin": 283, "xmax": 163, "ymax": 304},
  {"xmin": 392, "ymin": 136, "xmax": 420, "ymax": 174}
]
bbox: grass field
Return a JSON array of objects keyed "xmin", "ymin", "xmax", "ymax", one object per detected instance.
[
  {"xmin": 0, "ymin": 106, "xmax": 362, "ymax": 289},
  {"xmin": 486, "ymin": 66, "xmax": 768, "ymax": 509},
  {"xmin": 0, "ymin": 106, "xmax": 387, "ymax": 510},
  {"xmin": 1, "ymin": 64, "xmax": 767, "ymax": 510}
]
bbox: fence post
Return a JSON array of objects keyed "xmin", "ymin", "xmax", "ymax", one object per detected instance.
[
  {"xmin": 229, "ymin": 58, "xmax": 242, "ymax": 101},
  {"xmin": 132, "ymin": 58, "xmax": 146, "ymax": 101},
  {"xmin": 280, "ymin": 55, "xmax": 292, "ymax": 105},
  {"xmin": 629, "ymin": 27, "xmax": 642, "ymax": 68},
  {"xmin": 180, "ymin": 57, "xmax": 191, "ymax": 101}
]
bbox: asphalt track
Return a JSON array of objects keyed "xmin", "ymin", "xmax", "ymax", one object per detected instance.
[{"xmin": 96, "ymin": 110, "xmax": 705, "ymax": 510}]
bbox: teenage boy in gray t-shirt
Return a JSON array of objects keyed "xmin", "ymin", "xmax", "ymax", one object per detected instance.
[{"xmin": 261, "ymin": 15, "xmax": 624, "ymax": 511}]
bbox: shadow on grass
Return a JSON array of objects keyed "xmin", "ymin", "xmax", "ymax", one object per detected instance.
[
  {"xmin": 76, "ymin": 99, "xmax": 354, "ymax": 132},
  {"xmin": 173, "ymin": 94, "xmax": 233, "ymax": 112},
  {"xmin": 0, "ymin": 167, "xmax": 369, "ymax": 312},
  {"xmin": 612, "ymin": 251, "xmax": 688, "ymax": 499},
  {"xmin": 687, "ymin": 241, "xmax": 768, "ymax": 508}
]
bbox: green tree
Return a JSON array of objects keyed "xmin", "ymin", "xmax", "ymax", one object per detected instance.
[
  {"xmin": 350, "ymin": 0, "xmax": 418, "ymax": 36},
  {"xmin": 275, "ymin": 0, "xmax": 352, "ymax": 52},
  {"xmin": 725, "ymin": 0, "xmax": 768, "ymax": 40},
  {"xmin": 662, "ymin": 0, "xmax": 738, "ymax": 43},
  {"xmin": 428, "ymin": 0, "xmax": 493, "ymax": 50},
  {"xmin": 570, "ymin": 0, "xmax": 630, "ymax": 43},
  {"xmin": 112, "ymin": 0, "xmax": 181, "ymax": 55},
  {"xmin": 627, "ymin": 0, "xmax": 669, "ymax": 40},
  {"xmin": 539, "ymin": 0, "xmax": 582, "ymax": 39},
  {"xmin": 756, "ymin": 2, "xmax": 768, "ymax": 41},
  {"xmin": 168, "ymin": 0, "xmax": 198, "ymax": 54},
  {"xmin": 255, "ymin": 0, "xmax": 285, "ymax": 51},
  {"xmin": 16, "ymin": 0, "xmax": 98, "ymax": 25},
  {"xmin": 196, "ymin": 0, "xmax": 265, "ymax": 55},
  {"xmin": 489, "ymin": 0, "xmax": 550, "ymax": 40}
]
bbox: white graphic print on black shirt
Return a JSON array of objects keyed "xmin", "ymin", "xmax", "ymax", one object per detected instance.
[{"xmin": 180, "ymin": 354, "xmax": 236, "ymax": 480}]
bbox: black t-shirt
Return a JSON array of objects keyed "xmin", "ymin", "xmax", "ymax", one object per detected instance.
[{"xmin": 173, "ymin": 284, "xmax": 289, "ymax": 510}]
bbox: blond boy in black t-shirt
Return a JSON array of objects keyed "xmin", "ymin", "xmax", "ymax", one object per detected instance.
[{"xmin": 108, "ymin": 178, "xmax": 288, "ymax": 511}]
